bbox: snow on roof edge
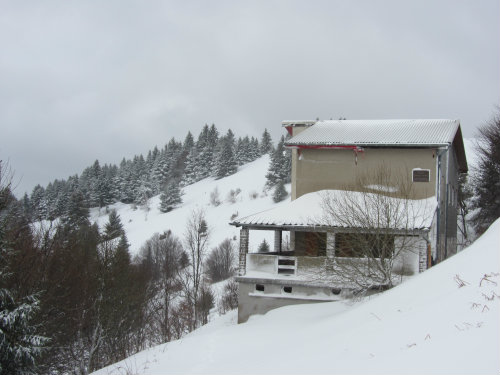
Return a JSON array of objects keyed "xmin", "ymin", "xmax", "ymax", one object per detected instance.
[{"xmin": 231, "ymin": 189, "xmax": 437, "ymax": 231}]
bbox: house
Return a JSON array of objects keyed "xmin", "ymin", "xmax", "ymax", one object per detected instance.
[{"xmin": 230, "ymin": 119, "xmax": 468, "ymax": 323}]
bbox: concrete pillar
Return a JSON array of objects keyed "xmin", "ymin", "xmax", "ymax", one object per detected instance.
[
  {"xmin": 239, "ymin": 228, "xmax": 249, "ymax": 276},
  {"xmin": 290, "ymin": 231, "xmax": 296, "ymax": 251},
  {"xmin": 419, "ymin": 240, "xmax": 428, "ymax": 273},
  {"xmin": 274, "ymin": 230, "xmax": 282, "ymax": 253}
]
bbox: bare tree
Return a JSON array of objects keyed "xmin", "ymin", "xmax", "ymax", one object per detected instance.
[
  {"xmin": 218, "ymin": 278, "xmax": 238, "ymax": 314},
  {"xmin": 205, "ymin": 238, "xmax": 236, "ymax": 282},
  {"xmin": 137, "ymin": 231, "xmax": 186, "ymax": 343},
  {"xmin": 182, "ymin": 209, "xmax": 210, "ymax": 330},
  {"xmin": 318, "ymin": 165, "xmax": 434, "ymax": 293}
]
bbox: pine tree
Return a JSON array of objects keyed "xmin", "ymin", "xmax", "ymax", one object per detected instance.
[
  {"xmin": 182, "ymin": 148, "xmax": 199, "ymax": 186},
  {"xmin": 115, "ymin": 159, "xmax": 135, "ymax": 204},
  {"xmin": 215, "ymin": 131, "xmax": 237, "ymax": 179},
  {"xmin": 165, "ymin": 138, "xmax": 184, "ymax": 182},
  {"xmin": 471, "ymin": 110, "xmax": 500, "ymax": 234},
  {"xmin": 258, "ymin": 239, "xmax": 270, "ymax": 253},
  {"xmin": 183, "ymin": 131, "xmax": 195, "ymax": 150},
  {"xmin": 250, "ymin": 137, "xmax": 260, "ymax": 160},
  {"xmin": 151, "ymin": 153, "xmax": 169, "ymax": 195},
  {"xmin": 21, "ymin": 193, "xmax": 32, "ymax": 221},
  {"xmin": 235, "ymin": 137, "xmax": 245, "ymax": 166},
  {"xmin": 159, "ymin": 181, "xmax": 183, "ymax": 212},
  {"xmin": 282, "ymin": 135, "xmax": 292, "ymax": 183},
  {"xmin": 266, "ymin": 135, "xmax": 291, "ymax": 187},
  {"xmin": 273, "ymin": 181, "xmax": 288, "ymax": 203},
  {"xmin": 266, "ymin": 137, "xmax": 284, "ymax": 186},
  {"xmin": 103, "ymin": 209, "xmax": 125, "ymax": 240},
  {"xmin": 0, "ymin": 270, "xmax": 48, "ymax": 374},
  {"xmin": 260, "ymin": 128, "xmax": 273, "ymax": 155},
  {"xmin": 30, "ymin": 185, "xmax": 47, "ymax": 220},
  {"xmin": 195, "ymin": 124, "xmax": 219, "ymax": 179},
  {"xmin": 0, "ymin": 165, "xmax": 48, "ymax": 374},
  {"xmin": 62, "ymin": 190, "xmax": 90, "ymax": 231},
  {"xmin": 52, "ymin": 180, "xmax": 69, "ymax": 219}
]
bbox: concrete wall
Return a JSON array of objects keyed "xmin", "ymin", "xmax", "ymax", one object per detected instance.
[
  {"xmin": 237, "ymin": 281, "xmax": 338, "ymax": 323},
  {"xmin": 247, "ymin": 253, "xmax": 276, "ymax": 274},
  {"xmin": 292, "ymin": 148, "xmax": 437, "ymax": 201}
]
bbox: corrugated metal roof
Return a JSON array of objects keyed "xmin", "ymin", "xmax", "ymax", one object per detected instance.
[
  {"xmin": 231, "ymin": 190, "xmax": 437, "ymax": 231},
  {"xmin": 285, "ymin": 119, "xmax": 460, "ymax": 147}
]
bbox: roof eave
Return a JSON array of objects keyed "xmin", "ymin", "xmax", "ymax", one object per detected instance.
[
  {"xmin": 285, "ymin": 142, "xmax": 451, "ymax": 149},
  {"xmin": 230, "ymin": 222, "xmax": 430, "ymax": 235}
]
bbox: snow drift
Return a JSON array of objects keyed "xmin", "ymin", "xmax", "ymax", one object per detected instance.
[{"xmin": 93, "ymin": 219, "xmax": 500, "ymax": 375}]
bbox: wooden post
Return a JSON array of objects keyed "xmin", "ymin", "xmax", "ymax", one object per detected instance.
[{"xmin": 274, "ymin": 230, "xmax": 282, "ymax": 253}]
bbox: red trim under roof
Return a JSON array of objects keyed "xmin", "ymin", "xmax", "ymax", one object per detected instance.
[{"xmin": 286, "ymin": 144, "xmax": 364, "ymax": 152}]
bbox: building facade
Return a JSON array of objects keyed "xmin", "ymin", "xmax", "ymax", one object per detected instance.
[{"xmin": 231, "ymin": 119, "xmax": 468, "ymax": 323}]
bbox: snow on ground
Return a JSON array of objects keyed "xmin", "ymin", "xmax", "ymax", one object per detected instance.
[
  {"xmin": 89, "ymin": 155, "xmax": 289, "ymax": 256},
  {"xmin": 93, "ymin": 219, "xmax": 500, "ymax": 375}
]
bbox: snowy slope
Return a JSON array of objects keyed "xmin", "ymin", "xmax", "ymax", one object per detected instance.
[
  {"xmin": 89, "ymin": 155, "xmax": 289, "ymax": 256},
  {"xmin": 92, "ymin": 219, "xmax": 500, "ymax": 375}
]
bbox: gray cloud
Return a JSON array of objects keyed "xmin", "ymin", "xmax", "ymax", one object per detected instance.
[{"xmin": 1, "ymin": 0, "xmax": 498, "ymax": 196}]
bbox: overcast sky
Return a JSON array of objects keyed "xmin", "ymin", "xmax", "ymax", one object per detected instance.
[{"xmin": 1, "ymin": 0, "xmax": 499, "ymax": 197}]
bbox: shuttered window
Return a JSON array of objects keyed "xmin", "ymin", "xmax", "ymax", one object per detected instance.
[{"xmin": 412, "ymin": 169, "xmax": 430, "ymax": 182}]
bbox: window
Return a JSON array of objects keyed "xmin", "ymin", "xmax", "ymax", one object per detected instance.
[
  {"xmin": 412, "ymin": 169, "xmax": 430, "ymax": 182},
  {"xmin": 336, "ymin": 233, "xmax": 395, "ymax": 258},
  {"xmin": 283, "ymin": 286, "xmax": 292, "ymax": 293},
  {"xmin": 255, "ymin": 284, "xmax": 265, "ymax": 292},
  {"xmin": 294, "ymin": 231, "xmax": 326, "ymax": 256}
]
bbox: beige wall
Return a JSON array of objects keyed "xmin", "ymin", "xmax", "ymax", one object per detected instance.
[{"xmin": 292, "ymin": 147, "xmax": 437, "ymax": 200}]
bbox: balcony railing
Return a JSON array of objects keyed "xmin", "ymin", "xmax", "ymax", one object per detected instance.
[{"xmin": 246, "ymin": 253, "xmax": 326, "ymax": 277}]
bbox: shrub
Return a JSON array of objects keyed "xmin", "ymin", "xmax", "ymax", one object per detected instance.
[{"xmin": 205, "ymin": 239, "xmax": 236, "ymax": 282}]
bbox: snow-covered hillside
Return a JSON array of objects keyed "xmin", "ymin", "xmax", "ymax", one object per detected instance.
[
  {"xmin": 90, "ymin": 139, "xmax": 479, "ymax": 258},
  {"xmin": 90, "ymin": 155, "xmax": 288, "ymax": 256},
  {"xmin": 90, "ymin": 137, "xmax": 499, "ymax": 374},
  {"xmin": 93, "ymin": 218, "xmax": 500, "ymax": 375}
]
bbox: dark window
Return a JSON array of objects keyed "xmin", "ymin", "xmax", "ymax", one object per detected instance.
[
  {"xmin": 283, "ymin": 286, "xmax": 292, "ymax": 293},
  {"xmin": 336, "ymin": 233, "xmax": 395, "ymax": 258},
  {"xmin": 278, "ymin": 258, "xmax": 295, "ymax": 266},
  {"xmin": 331, "ymin": 288, "xmax": 341, "ymax": 295},
  {"xmin": 295, "ymin": 231, "xmax": 326, "ymax": 256},
  {"xmin": 256, "ymin": 284, "xmax": 264, "ymax": 292},
  {"xmin": 413, "ymin": 169, "xmax": 430, "ymax": 182}
]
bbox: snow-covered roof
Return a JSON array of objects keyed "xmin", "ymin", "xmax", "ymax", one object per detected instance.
[
  {"xmin": 231, "ymin": 189, "xmax": 437, "ymax": 232},
  {"xmin": 285, "ymin": 119, "xmax": 460, "ymax": 147}
]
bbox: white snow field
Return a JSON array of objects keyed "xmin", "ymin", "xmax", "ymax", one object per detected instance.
[
  {"xmin": 92, "ymin": 218, "xmax": 499, "ymax": 375},
  {"xmin": 89, "ymin": 154, "xmax": 289, "ymax": 256}
]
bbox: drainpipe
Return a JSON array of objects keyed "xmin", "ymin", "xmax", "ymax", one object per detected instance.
[{"xmin": 444, "ymin": 147, "xmax": 450, "ymax": 259}]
